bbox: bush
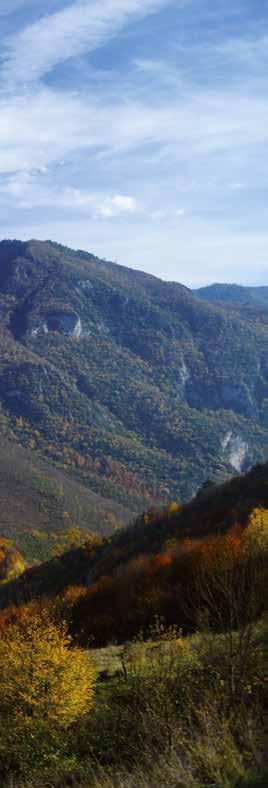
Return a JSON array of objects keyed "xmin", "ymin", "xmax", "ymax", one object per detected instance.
[{"xmin": 0, "ymin": 612, "xmax": 95, "ymax": 781}]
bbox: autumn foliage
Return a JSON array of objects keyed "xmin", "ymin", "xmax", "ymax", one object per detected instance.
[
  {"xmin": 68, "ymin": 507, "xmax": 268, "ymax": 646},
  {"xmin": 0, "ymin": 538, "xmax": 24, "ymax": 583},
  {"xmin": 0, "ymin": 612, "xmax": 95, "ymax": 727}
]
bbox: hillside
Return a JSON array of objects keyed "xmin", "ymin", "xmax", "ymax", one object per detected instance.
[
  {"xmin": 1, "ymin": 461, "xmax": 267, "ymax": 626},
  {"xmin": 195, "ymin": 283, "xmax": 268, "ymax": 325},
  {"xmin": 0, "ymin": 239, "xmax": 267, "ymax": 518},
  {"xmin": 0, "ymin": 437, "xmax": 132, "ymax": 563},
  {"xmin": 0, "ymin": 460, "xmax": 267, "ymax": 788},
  {"xmin": 195, "ymin": 283, "xmax": 268, "ymax": 308}
]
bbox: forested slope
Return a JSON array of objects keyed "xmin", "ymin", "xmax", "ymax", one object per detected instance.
[{"xmin": 0, "ymin": 239, "xmax": 267, "ymax": 516}]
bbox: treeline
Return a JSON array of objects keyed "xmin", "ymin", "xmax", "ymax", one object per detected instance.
[
  {"xmin": 64, "ymin": 507, "xmax": 268, "ymax": 646},
  {"xmin": 1, "ymin": 462, "xmax": 268, "ymax": 628}
]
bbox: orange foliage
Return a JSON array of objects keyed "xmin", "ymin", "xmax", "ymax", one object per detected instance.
[{"xmin": 0, "ymin": 508, "xmax": 266, "ymax": 648}]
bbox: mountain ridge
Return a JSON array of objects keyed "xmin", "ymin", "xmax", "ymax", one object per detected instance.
[
  {"xmin": 195, "ymin": 282, "xmax": 268, "ymax": 307},
  {"xmin": 0, "ymin": 238, "xmax": 267, "ymax": 521}
]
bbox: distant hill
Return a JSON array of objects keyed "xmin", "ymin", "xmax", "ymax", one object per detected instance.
[
  {"xmin": 0, "ymin": 437, "xmax": 132, "ymax": 563},
  {"xmin": 194, "ymin": 283, "xmax": 268, "ymax": 323},
  {"xmin": 194, "ymin": 283, "xmax": 268, "ymax": 307},
  {"xmin": 0, "ymin": 239, "xmax": 267, "ymax": 520}
]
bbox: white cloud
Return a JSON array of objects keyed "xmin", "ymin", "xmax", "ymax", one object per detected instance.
[
  {"xmin": 1, "ymin": 81, "xmax": 268, "ymax": 177},
  {"xmin": 2, "ymin": 0, "xmax": 172, "ymax": 86},
  {"xmin": 60, "ymin": 188, "xmax": 138, "ymax": 217},
  {"xmin": 1, "ymin": 8, "xmax": 268, "ymax": 286},
  {"xmin": 230, "ymin": 182, "xmax": 245, "ymax": 191},
  {"xmin": 0, "ymin": 172, "xmax": 138, "ymax": 219},
  {"xmin": 97, "ymin": 194, "xmax": 138, "ymax": 217},
  {"xmin": 216, "ymin": 35, "xmax": 268, "ymax": 67}
]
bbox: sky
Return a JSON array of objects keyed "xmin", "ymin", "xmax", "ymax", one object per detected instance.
[{"xmin": 0, "ymin": 0, "xmax": 268, "ymax": 287}]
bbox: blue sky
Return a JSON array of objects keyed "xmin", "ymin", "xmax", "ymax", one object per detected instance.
[{"xmin": 0, "ymin": 0, "xmax": 268, "ymax": 286}]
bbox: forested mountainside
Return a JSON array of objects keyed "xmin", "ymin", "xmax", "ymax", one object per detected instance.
[
  {"xmin": 1, "ymin": 460, "xmax": 267, "ymax": 630},
  {"xmin": 0, "ymin": 239, "xmax": 268, "ymax": 517},
  {"xmin": 0, "ymin": 437, "xmax": 131, "ymax": 563},
  {"xmin": 195, "ymin": 283, "xmax": 268, "ymax": 324},
  {"xmin": 195, "ymin": 282, "xmax": 268, "ymax": 308}
]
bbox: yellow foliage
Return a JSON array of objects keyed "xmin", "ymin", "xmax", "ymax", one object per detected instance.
[
  {"xmin": 31, "ymin": 529, "xmax": 46, "ymax": 540},
  {"xmin": 0, "ymin": 541, "xmax": 24, "ymax": 584},
  {"xmin": 167, "ymin": 501, "xmax": 181, "ymax": 517},
  {"xmin": 245, "ymin": 507, "xmax": 268, "ymax": 552},
  {"xmin": 0, "ymin": 614, "xmax": 95, "ymax": 727}
]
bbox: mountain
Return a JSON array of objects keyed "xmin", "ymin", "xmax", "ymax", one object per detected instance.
[
  {"xmin": 0, "ymin": 239, "xmax": 267, "ymax": 518},
  {"xmin": 195, "ymin": 283, "xmax": 268, "ymax": 324},
  {"xmin": 194, "ymin": 283, "xmax": 268, "ymax": 308}
]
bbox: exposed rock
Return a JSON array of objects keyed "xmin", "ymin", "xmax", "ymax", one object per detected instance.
[
  {"xmin": 180, "ymin": 357, "xmax": 190, "ymax": 387},
  {"xmin": 43, "ymin": 312, "xmax": 82, "ymax": 338},
  {"xmin": 221, "ymin": 431, "xmax": 248, "ymax": 472},
  {"xmin": 221, "ymin": 431, "xmax": 233, "ymax": 450},
  {"xmin": 77, "ymin": 279, "xmax": 93, "ymax": 293}
]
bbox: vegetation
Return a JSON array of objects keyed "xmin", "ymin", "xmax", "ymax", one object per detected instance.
[
  {"xmin": 1, "ymin": 460, "xmax": 267, "ymax": 625},
  {"xmin": 0, "ymin": 461, "xmax": 267, "ymax": 785},
  {"xmin": 0, "ymin": 241, "xmax": 267, "ymax": 784},
  {"xmin": 0, "ymin": 239, "xmax": 267, "ymax": 523},
  {"xmin": 0, "ymin": 612, "xmax": 95, "ymax": 783},
  {"xmin": 195, "ymin": 283, "xmax": 268, "ymax": 307},
  {"xmin": 0, "ymin": 589, "xmax": 266, "ymax": 786},
  {"xmin": 0, "ymin": 537, "xmax": 24, "ymax": 583},
  {"xmin": 0, "ymin": 435, "xmax": 131, "ymax": 562}
]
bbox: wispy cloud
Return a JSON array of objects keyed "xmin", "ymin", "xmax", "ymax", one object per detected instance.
[
  {"xmin": 0, "ymin": 170, "xmax": 139, "ymax": 219},
  {"xmin": 1, "ymin": 80, "xmax": 268, "ymax": 174},
  {"xmin": 0, "ymin": 0, "xmax": 268, "ymax": 286},
  {"xmin": 2, "ymin": 0, "xmax": 172, "ymax": 86},
  {"xmin": 216, "ymin": 34, "xmax": 268, "ymax": 67}
]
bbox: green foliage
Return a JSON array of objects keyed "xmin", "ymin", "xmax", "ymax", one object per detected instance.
[
  {"xmin": 0, "ymin": 436, "xmax": 131, "ymax": 562},
  {"xmin": 0, "ymin": 239, "xmax": 267, "ymax": 521},
  {"xmin": 0, "ymin": 618, "xmax": 265, "ymax": 786}
]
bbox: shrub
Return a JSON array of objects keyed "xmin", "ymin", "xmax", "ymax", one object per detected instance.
[{"xmin": 0, "ymin": 612, "xmax": 95, "ymax": 781}]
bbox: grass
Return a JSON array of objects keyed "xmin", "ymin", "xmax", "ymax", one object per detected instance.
[
  {"xmin": 89, "ymin": 645, "xmax": 123, "ymax": 678},
  {"xmin": 1, "ymin": 621, "xmax": 267, "ymax": 788}
]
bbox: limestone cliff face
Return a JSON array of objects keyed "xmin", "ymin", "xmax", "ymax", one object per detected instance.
[
  {"xmin": 44, "ymin": 312, "xmax": 82, "ymax": 338},
  {"xmin": 221, "ymin": 432, "xmax": 248, "ymax": 472},
  {"xmin": 31, "ymin": 312, "xmax": 82, "ymax": 338}
]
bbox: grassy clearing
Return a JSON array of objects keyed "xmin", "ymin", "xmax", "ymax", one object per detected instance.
[
  {"xmin": 88, "ymin": 644, "xmax": 123, "ymax": 678},
  {"xmin": 1, "ymin": 626, "xmax": 267, "ymax": 787}
]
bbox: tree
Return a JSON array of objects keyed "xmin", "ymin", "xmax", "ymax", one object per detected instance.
[
  {"xmin": 0, "ymin": 612, "xmax": 95, "ymax": 727},
  {"xmin": 0, "ymin": 538, "xmax": 25, "ymax": 583},
  {"xmin": 191, "ymin": 515, "xmax": 268, "ymax": 702}
]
